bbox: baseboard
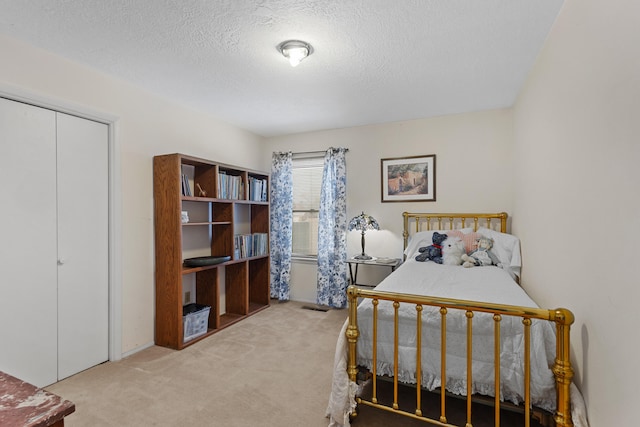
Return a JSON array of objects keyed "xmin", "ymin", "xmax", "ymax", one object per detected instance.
[{"xmin": 121, "ymin": 341, "xmax": 155, "ymax": 359}]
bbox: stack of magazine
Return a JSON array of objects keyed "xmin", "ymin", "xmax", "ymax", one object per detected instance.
[
  {"xmin": 248, "ymin": 176, "xmax": 268, "ymax": 202},
  {"xmin": 218, "ymin": 171, "xmax": 244, "ymax": 200},
  {"xmin": 234, "ymin": 233, "xmax": 268, "ymax": 259}
]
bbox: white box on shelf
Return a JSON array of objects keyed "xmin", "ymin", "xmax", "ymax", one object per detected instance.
[{"xmin": 182, "ymin": 304, "xmax": 210, "ymax": 342}]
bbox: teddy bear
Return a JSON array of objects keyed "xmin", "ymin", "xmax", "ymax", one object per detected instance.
[
  {"xmin": 461, "ymin": 236, "xmax": 501, "ymax": 268},
  {"xmin": 415, "ymin": 231, "xmax": 447, "ymax": 263},
  {"xmin": 441, "ymin": 236, "xmax": 466, "ymax": 265}
]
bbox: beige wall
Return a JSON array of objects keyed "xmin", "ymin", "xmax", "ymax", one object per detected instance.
[
  {"xmin": 0, "ymin": 35, "xmax": 266, "ymax": 354},
  {"xmin": 513, "ymin": 0, "xmax": 640, "ymax": 424},
  {"xmin": 265, "ymin": 109, "xmax": 514, "ymax": 301},
  {"xmin": 3, "ymin": 1, "xmax": 636, "ymax": 421}
]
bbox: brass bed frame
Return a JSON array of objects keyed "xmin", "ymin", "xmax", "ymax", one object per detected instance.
[{"xmin": 346, "ymin": 212, "xmax": 574, "ymax": 427}]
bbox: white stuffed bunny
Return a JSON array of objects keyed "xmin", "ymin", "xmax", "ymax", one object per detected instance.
[{"xmin": 441, "ymin": 236, "xmax": 466, "ymax": 265}]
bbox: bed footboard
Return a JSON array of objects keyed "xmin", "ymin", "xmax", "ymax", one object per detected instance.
[{"xmin": 346, "ymin": 285, "xmax": 574, "ymax": 427}]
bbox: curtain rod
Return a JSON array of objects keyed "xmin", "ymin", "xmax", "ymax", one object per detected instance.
[{"xmin": 291, "ymin": 148, "xmax": 349, "ymax": 159}]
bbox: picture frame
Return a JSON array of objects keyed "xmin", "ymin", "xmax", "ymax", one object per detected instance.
[{"xmin": 381, "ymin": 154, "xmax": 436, "ymax": 202}]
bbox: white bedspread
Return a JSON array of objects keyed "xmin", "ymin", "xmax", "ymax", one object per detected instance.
[
  {"xmin": 326, "ymin": 259, "xmax": 590, "ymax": 426},
  {"xmin": 358, "ymin": 259, "xmax": 557, "ymax": 410}
]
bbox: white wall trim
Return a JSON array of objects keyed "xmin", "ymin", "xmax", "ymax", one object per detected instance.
[
  {"xmin": 0, "ymin": 82, "xmax": 123, "ymax": 362},
  {"xmin": 121, "ymin": 341, "xmax": 154, "ymax": 359},
  {"xmin": 107, "ymin": 120, "xmax": 123, "ymax": 361}
]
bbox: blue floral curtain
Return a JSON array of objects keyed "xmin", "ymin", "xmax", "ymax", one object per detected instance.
[
  {"xmin": 316, "ymin": 147, "xmax": 348, "ymax": 308},
  {"xmin": 270, "ymin": 152, "xmax": 293, "ymax": 301}
]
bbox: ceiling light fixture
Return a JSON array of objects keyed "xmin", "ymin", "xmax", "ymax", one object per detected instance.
[{"xmin": 278, "ymin": 40, "xmax": 312, "ymax": 67}]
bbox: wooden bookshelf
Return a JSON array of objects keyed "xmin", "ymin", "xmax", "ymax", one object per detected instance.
[{"xmin": 153, "ymin": 153, "xmax": 270, "ymax": 350}]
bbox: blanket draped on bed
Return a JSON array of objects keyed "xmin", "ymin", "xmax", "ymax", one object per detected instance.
[{"xmin": 325, "ymin": 321, "xmax": 357, "ymax": 427}]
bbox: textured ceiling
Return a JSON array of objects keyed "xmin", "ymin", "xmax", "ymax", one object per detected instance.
[{"xmin": 0, "ymin": 0, "xmax": 563, "ymax": 137}]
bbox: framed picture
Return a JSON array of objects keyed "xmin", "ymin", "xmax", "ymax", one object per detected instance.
[{"xmin": 381, "ymin": 154, "xmax": 436, "ymax": 202}]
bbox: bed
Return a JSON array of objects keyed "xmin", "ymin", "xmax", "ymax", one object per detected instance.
[{"xmin": 326, "ymin": 212, "xmax": 583, "ymax": 427}]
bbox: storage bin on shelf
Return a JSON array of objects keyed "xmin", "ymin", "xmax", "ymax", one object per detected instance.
[{"xmin": 182, "ymin": 303, "xmax": 211, "ymax": 342}]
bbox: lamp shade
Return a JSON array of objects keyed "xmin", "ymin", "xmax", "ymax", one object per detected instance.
[{"xmin": 348, "ymin": 212, "xmax": 380, "ymax": 232}]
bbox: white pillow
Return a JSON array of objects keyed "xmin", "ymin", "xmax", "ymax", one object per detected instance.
[
  {"xmin": 476, "ymin": 227, "xmax": 522, "ymax": 278},
  {"xmin": 404, "ymin": 228, "xmax": 474, "ymax": 258}
]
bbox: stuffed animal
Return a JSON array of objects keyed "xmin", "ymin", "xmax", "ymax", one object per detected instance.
[
  {"xmin": 461, "ymin": 236, "xmax": 501, "ymax": 268},
  {"xmin": 415, "ymin": 231, "xmax": 447, "ymax": 263},
  {"xmin": 441, "ymin": 236, "xmax": 466, "ymax": 265}
]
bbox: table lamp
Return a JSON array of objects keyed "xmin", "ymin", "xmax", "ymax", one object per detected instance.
[{"xmin": 348, "ymin": 212, "xmax": 380, "ymax": 260}]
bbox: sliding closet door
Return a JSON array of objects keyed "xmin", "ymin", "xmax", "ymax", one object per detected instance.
[
  {"xmin": 0, "ymin": 98, "xmax": 109, "ymax": 387},
  {"xmin": 56, "ymin": 112, "xmax": 109, "ymax": 380},
  {"xmin": 0, "ymin": 97, "xmax": 59, "ymax": 387}
]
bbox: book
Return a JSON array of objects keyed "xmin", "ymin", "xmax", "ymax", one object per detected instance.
[
  {"xmin": 181, "ymin": 173, "xmax": 192, "ymax": 196},
  {"xmin": 373, "ymin": 257, "xmax": 397, "ymax": 264},
  {"xmin": 261, "ymin": 178, "xmax": 268, "ymax": 202}
]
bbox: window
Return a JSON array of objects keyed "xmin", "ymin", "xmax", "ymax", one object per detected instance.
[{"xmin": 292, "ymin": 156, "xmax": 323, "ymax": 257}]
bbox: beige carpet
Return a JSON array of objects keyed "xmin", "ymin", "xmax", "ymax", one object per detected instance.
[
  {"xmin": 47, "ymin": 301, "xmax": 347, "ymax": 426},
  {"xmin": 47, "ymin": 300, "xmax": 543, "ymax": 427}
]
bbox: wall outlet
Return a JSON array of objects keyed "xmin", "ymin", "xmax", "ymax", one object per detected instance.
[{"xmin": 185, "ymin": 291, "xmax": 191, "ymax": 304}]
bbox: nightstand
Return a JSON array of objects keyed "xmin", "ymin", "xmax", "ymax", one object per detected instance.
[{"xmin": 347, "ymin": 258, "xmax": 401, "ymax": 288}]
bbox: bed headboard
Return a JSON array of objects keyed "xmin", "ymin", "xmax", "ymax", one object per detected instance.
[{"xmin": 402, "ymin": 212, "xmax": 508, "ymax": 253}]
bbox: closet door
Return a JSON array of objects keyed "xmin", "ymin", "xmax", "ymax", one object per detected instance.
[
  {"xmin": 56, "ymin": 112, "xmax": 109, "ymax": 380},
  {"xmin": 0, "ymin": 97, "xmax": 59, "ymax": 387}
]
